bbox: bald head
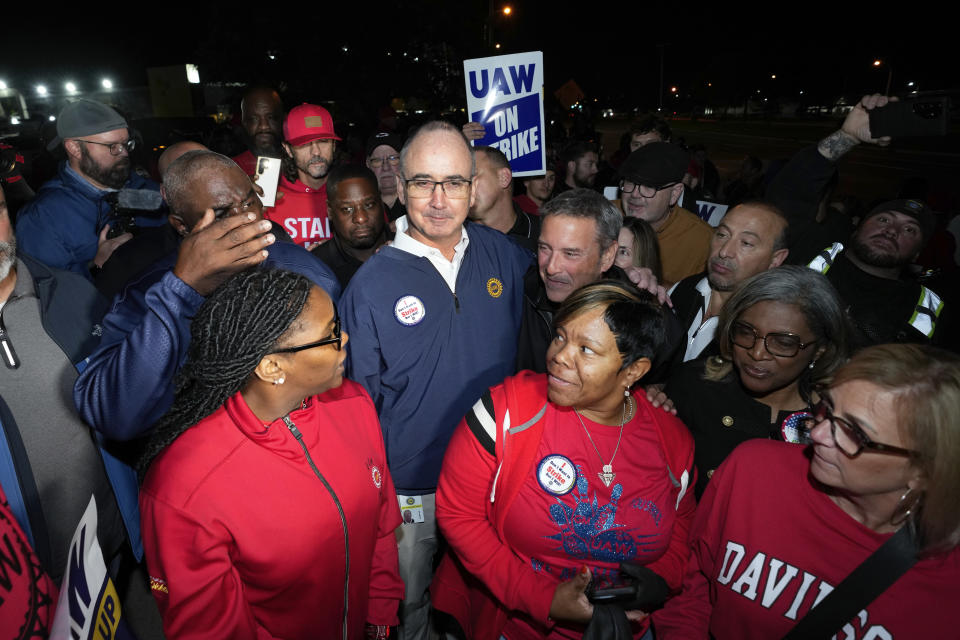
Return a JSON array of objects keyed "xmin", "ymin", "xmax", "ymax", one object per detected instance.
[
  {"xmin": 158, "ymin": 141, "xmax": 208, "ymax": 178},
  {"xmin": 163, "ymin": 150, "xmax": 260, "ymax": 234},
  {"xmin": 240, "ymin": 87, "xmax": 283, "ymax": 157}
]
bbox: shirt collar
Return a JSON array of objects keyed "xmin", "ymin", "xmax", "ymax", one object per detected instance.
[{"xmin": 393, "ymin": 215, "xmax": 469, "ymax": 260}]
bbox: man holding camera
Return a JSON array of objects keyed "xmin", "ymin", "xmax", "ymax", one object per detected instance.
[{"xmin": 15, "ymin": 100, "xmax": 163, "ymax": 279}]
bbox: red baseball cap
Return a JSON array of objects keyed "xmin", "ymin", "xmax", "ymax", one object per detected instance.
[{"xmin": 283, "ymin": 103, "xmax": 341, "ymax": 145}]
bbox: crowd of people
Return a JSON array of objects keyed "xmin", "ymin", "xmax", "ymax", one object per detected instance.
[{"xmin": 0, "ymin": 85, "xmax": 958, "ymax": 640}]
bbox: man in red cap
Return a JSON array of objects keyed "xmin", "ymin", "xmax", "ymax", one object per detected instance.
[{"xmin": 265, "ymin": 103, "xmax": 341, "ymax": 248}]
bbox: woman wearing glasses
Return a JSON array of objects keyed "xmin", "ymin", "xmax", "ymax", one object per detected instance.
[
  {"xmin": 138, "ymin": 269, "xmax": 403, "ymax": 640},
  {"xmin": 665, "ymin": 266, "xmax": 849, "ymax": 497},
  {"xmin": 654, "ymin": 343, "xmax": 960, "ymax": 639}
]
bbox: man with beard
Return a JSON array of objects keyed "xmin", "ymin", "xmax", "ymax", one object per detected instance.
[
  {"xmin": 311, "ymin": 164, "xmax": 391, "ymax": 287},
  {"xmin": 265, "ymin": 103, "xmax": 340, "ymax": 248},
  {"xmin": 808, "ymin": 199, "xmax": 946, "ymax": 347},
  {"xmin": 16, "ymin": 100, "xmax": 162, "ymax": 279},
  {"xmin": 556, "ymin": 140, "xmax": 599, "ymax": 194},
  {"xmin": 0, "ymin": 183, "xmax": 164, "ymax": 637},
  {"xmin": 668, "ymin": 202, "xmax": 789, "ymax": 365},
  {"xmin": 232, "ymin": 87, "xmax": 284, "ymax": 175},
  {"xmin": 766, "ymin": 93, "xmax": 949, "ymax": 347},
  {"xmin": 366, "ymin": 131, "xmax": 406, "ymax": 224}
]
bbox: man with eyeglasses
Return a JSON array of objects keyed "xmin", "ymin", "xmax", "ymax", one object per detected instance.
[
  {"xmin": 16, "ymin": 99, "xmax": 164, "ymax": 279},
  {"xmin": 616, "ymin": 142, "xmax": 713, "ymax": 287},
  {"xmin": 340, "ymin": 121, "xmax": 533, "ymax": 640},
  {"xmin": 265, "ymin": 104, "xmax": 340, "ymax": 248},
  {"xmin": 366, "ymin": 132, "xmax": 406, "ymax": 224}
]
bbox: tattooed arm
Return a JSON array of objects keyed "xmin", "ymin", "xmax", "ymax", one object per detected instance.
[{"xmin": 818, "ymin": 93, "xmax": 895, "ymax": 160}]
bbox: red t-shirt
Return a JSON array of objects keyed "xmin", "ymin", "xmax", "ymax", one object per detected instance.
[
  {"xmin": 264, "ymin": 177, "xmax": 330, "ymax": 249},
  {"xmin": 501, "ymin": 406, "xmax": 679, "ymax": 639}
]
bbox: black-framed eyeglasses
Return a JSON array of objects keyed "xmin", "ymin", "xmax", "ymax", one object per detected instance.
[
  {"xmin": 402, "ymin": 177, "xmax": 473, "ymax": 199},
  {"xmin": 78, "ymin": 138, "xmax": 136, "ymax": 156},
  {"xmin": 271, "ymin": 311, "xmax": 342, "ymax": 353},
  {"xmin": 369, "ymin": 154, "xmax": 400, "ymax": 169},
  {"xmin": 802, "ymin": 397, "xmax": 919, "ymax": 458},
  {"xmin": 730, "ymin": 321, "xmax": 816, "ymax": 358},
  {"xmin": 619, "ymin": 179, "xmax": 677, "ymax": 198}
]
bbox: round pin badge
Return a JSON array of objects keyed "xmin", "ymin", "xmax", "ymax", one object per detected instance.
[
  {"xmin": 537, "ymin": 454, "xmax": 577, "ymax": 496},
  {"xmin": 394, "ymin": 295, "xmax": 426, "ymax": 326},
  {"xmin": 486, "ymin": 277, "xmax": 503, "ymax": 298},
  {"xmin": 781, "ymin": 410, "xmax": 813, "ymax": 444}
]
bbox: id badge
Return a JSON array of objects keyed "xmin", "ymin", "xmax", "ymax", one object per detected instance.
[{"xmin": 397, "ymin": 494, "xmax": 425, "ymax": 524}]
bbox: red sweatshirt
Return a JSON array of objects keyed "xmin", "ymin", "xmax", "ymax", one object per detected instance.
[{"xmin": 140, "ymin": 381, "xmax": 403, "ymax": 639}]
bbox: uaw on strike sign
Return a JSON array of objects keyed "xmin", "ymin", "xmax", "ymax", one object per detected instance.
[{"xmin": 464, "ymin": 51, "xmax": 546, "ymax": 177}]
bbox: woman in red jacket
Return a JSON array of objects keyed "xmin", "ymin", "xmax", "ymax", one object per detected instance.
[
  {"xmin": 138, "ymin": 269, "xmax": 403, "ymax": 640},
  {"xmin": 434, "ymin": 281, "xmax": 695, "ymax": 639}
]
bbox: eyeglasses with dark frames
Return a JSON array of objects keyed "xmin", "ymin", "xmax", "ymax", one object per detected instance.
[
  {"xmin": 271, "ymin": 310, "xmax": 342, "ymax": 353},
  {"xmin": 730, "ymin": 321, "xmax": 816, "ymax": 358},
  {"xmin": 619, "ymin": 179, "xmax": 677, "ymax": 198},
  {"xmin": 78, "ymin": 138, "xmax": 136, "ymax": 156},
  {"xmin": 802, "ymin": 396, "xmax": 919, "ymax": 458},
  {"xmin": 402, "ymin": 177, "xmax": 473, "ymax": 199}
]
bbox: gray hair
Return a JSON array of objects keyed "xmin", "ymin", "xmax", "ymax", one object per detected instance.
[
  {"xmin": 540, "ymin": 188, "xmax": 622, "ymax": 251},
  {"xmin": 398, "ymin": 121, "xmax": 476, "ymax": 179},
  {"xmin": 163, "ymin": 150, "xmax": 240, "ymax": 217},
  {"xmin": 706, "ymin": 266, "xmax": 849, "ymax": 393}
]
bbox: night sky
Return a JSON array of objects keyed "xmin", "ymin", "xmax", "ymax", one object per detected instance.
[{"xmin": 5, "ymin": 4, "xmax": 955, "ymax": 115}]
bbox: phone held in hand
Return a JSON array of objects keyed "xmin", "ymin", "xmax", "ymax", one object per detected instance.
[
  {"xmin": 869, "ymin": 97, "xmax": 949, "ymax": 138},
  {"xmin": 255, "ymin": 156, "xmax": 282, "ymax": 207}
]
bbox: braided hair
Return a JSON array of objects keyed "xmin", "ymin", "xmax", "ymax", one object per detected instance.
[{"xmin": 138, "ymin": 268, "xmax": 313, "ymax": 480}]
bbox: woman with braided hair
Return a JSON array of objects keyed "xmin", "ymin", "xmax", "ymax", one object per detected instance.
[{"xmin": 138, "ymin": 268, "xmax": 403, "ymax": 640}]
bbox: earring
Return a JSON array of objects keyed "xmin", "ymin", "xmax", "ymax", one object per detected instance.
[
  {"xmin": 624, "ymin": 388, "xmax": 630, "ymax": 397},
  {"xmin": 890, "ymin": 487, "xmax": 920, "ymax": 526},
  {"xmin": 808, "ymin": 359, "xmax": 817, "ymax": 370},
  {"xmin": 273, "ymin": 377, "xmax": 285, "ymax": 386}
]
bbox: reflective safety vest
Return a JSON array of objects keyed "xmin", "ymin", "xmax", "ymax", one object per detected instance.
[
  {"xmin": 807, "ymin": 242, "xmax": 844, "ymax": 274},
  {"xmin": 909, "ymin": 286, "xmax": 944, "ymax": 338},
  {"xmin": 807, "ymin": 244, "xmax": 944, "ymax": 339}
]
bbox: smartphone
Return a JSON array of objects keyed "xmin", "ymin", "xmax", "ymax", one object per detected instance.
[
  {"xmin": 255, "ymin": 156, "xmax": 282, "ymax": 207},
  {"xmin": 869, "ymin": 98, "xmax": 949, "ymax": 138}
]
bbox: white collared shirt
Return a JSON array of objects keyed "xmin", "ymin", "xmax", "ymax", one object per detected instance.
[
  {"xmin": 682, "ymin": 276, "xmax": 718, "ymax": 361},
  {"xmin": 393, "ymin": 216, "xmax": 470, "ymax": 293}
]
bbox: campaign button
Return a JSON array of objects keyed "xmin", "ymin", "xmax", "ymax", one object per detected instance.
[
  {"xmin": 537, "ymin": 454, "xmax": 577, "ymax": 495},
  {"xmin": 394, "ymin": 295, "xmax": 426, "ymax": 326}
]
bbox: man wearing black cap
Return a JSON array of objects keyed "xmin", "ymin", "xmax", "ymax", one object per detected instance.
[
  {"xmin": 764, "ymin": 93, "xmax": 949, "ymax": 347},
  {"xmin": 366, "ymin": 131, "xmax": 406, "ymax": 224},
  {"xmin": 15, "ymin": 99, "xmax": 162, "ymax": 279},
  {"xmin": 616, "ymin": 142, "xmax": 713, "ymax": 286},
  {"xmin": 808, "ymin": 199, "xmax": 945, "ymax": 346}
]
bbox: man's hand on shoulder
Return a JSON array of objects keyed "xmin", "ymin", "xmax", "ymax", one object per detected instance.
[
  {"xmin": 173, "ymin": 211, "xmax": 275, "ymax": 296},
  {"xmin": 624, "ymin": 266, "xmax": 673, "ymax": 308},
  {"xmin": 818, "ymin": 93, "xmax": 896, "ymax": 160}
]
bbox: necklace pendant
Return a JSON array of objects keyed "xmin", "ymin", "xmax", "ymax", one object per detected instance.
[{"xmin": 598, "ymin": 464, "xmax": 615, "ymax": 487}]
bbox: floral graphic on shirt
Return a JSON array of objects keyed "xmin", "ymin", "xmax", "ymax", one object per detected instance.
[{"xmin": 545, "ymin": 465, "xmax": 651, "ymax": 563}]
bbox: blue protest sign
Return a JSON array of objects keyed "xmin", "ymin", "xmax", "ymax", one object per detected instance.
[{"xmin": 463, "ymin": 51, "xmax": 546, "ymax": 177}]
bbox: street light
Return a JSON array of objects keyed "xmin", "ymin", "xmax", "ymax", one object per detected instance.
[
  {"xmin": 65, "ymin": 81, "xmax": 77, "ymax": 94},
  {"xmin": 502, "ymin": 5, "xmax": 512, "ymax": 15},
  {"xmin": 36, "ymin": 85, "xmax": 48, "ymax": 96},
  {"xmin": 0, "ymin": 80, "xmax": 6, "ymax": 90},
  {"xmin": 101, "ymin": 78, "xmax": 113, "ymax": 90},
  {"xmin": 873, "ymin": 59, "xmax": 882, "ymax": 67}
]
